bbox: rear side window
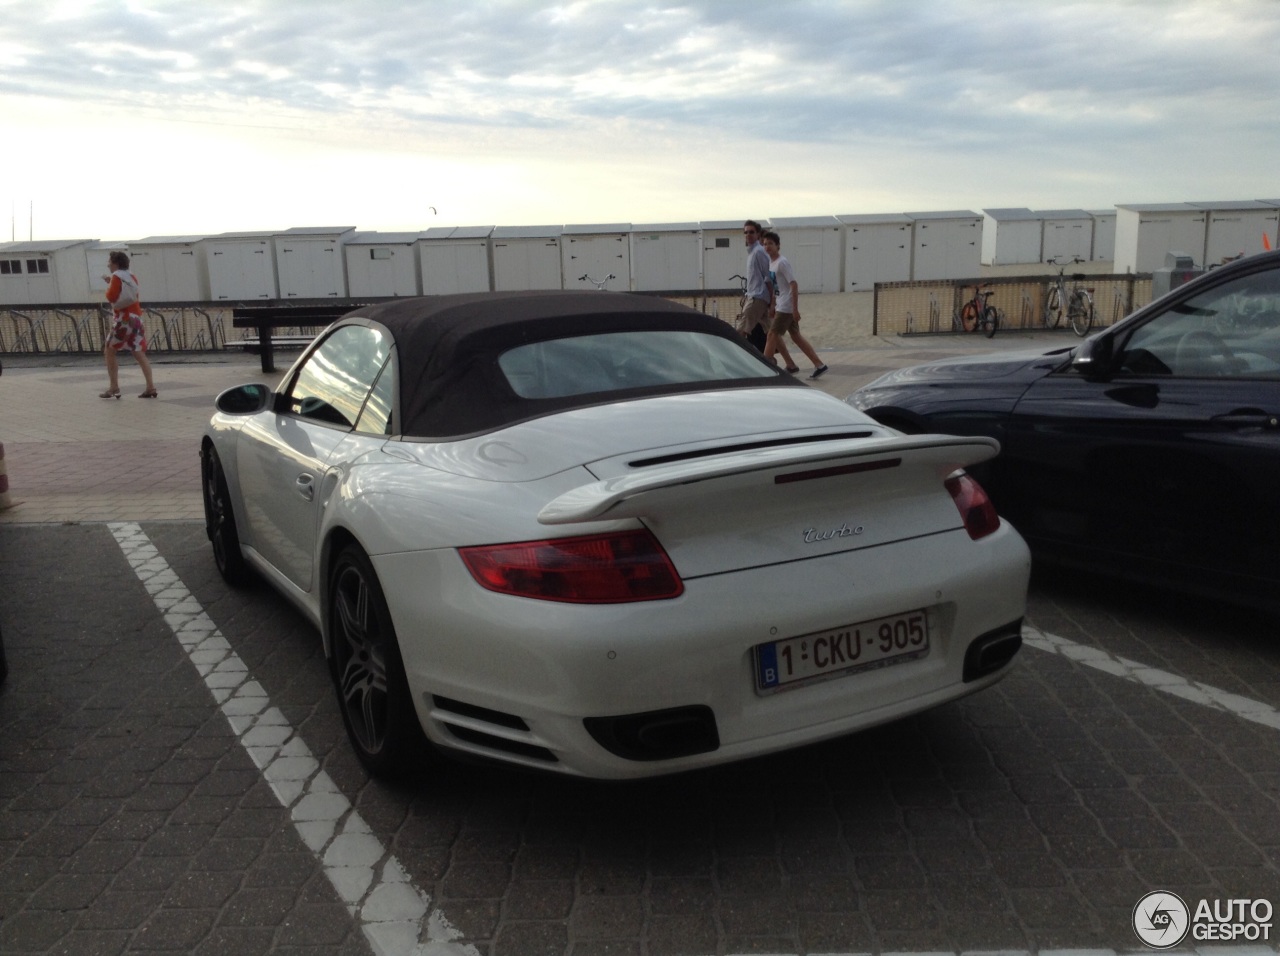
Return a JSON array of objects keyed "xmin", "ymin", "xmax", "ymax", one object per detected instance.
[{"xmin": 498, "ymin": 330, "xmax": 776, "ymax": 399}]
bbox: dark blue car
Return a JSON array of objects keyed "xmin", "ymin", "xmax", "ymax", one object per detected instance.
[{"xmin": 851, "ymin": 250, "xmax": 1280, "ymax": 607}]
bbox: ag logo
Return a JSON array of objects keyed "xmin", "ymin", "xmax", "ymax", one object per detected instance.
[{"xmin": 1133, "ymin": 891, "xmax": 1190, "ymax": 948}]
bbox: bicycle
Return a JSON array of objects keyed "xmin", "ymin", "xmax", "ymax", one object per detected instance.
[
  {"xmin": 1044, "ymin": 256, "xmax": 1094, "ymax": 336},
  {"xmin": 957, "ymin": 284, "xmax": 998, "ymax": 338},
  {"xmin": 578, "ymin": 273, "xmax": 616, "ymax": 290}
]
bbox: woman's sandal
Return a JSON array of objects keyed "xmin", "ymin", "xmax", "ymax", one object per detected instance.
[
  {"xmin": 785, "ymin": 366, "xmax": 800, "ymax": 373},
  {"xmin": 138, "ymin": 388, "xmax": 158, "ymax": 399},
  {"xmin": 99, "ymin": 387, "xmax": 121, "ymax": 399}
]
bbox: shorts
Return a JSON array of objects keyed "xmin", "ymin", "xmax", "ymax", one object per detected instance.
[
  {"xmin": 769, "ymin": 311, "xmax": 797, "ymax": 335},
  {"xmin": 735, "ymin": 297, "xmax": 769, "ymax": 335}
]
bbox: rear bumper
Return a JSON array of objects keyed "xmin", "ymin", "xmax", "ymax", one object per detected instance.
[{"xmin": 374, "ymin": 523, "xmax": 1031, "ymax": 778}]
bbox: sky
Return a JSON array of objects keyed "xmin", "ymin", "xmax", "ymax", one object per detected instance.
[{"xmin": 2, "ymin": 0, "xmax": 1278, "ymax": 242}]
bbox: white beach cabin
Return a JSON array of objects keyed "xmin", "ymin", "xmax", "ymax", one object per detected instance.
[
  {"xmin": 1190, "ymin": 201, "xmax": 1280, "ymax": 265},
  {"xmin": 907, "ymin": 211, "xmax": 983, "ymax": 281},
  {"xmin": 491, "ymin": 226, "xmax": 563, "ymax": 291},
  {"xmin": 126, "ymin": 236, "xmax": 211, "ymax": 302},
  {"xmin": 629, "ymin": 223, "xmax": 702, "ymax": 292},
  {"xmin": 561, "ymin": 224, "xmax": 631, "ymax": 293},
  {"xmin": 274, "ymin": 226, "xmax": 355, "ymax": 299},
  {"xmin": 345, "ymin": 232, "xmax": 421, "ymax": 298},
  {"xmin": 981, "ymin": 208, "xmax": 1042, "ymax": 266},
  {"xmin": 418, "ymin": 226, "xmax": 493, "ymax": 294},
  {"xmin": 1114, "ymin": 204, "xmax": 1208, "ymax": 273},
  {"xmin": 699, "ymin": 221, "xmax": 750, "ymax": 293},
  {"xmin": 1089, "ymin": 211, "xmax": 1117, "ymax": 262},
  {"xmin": 837, "ymin": 213, "xmax": 912, "ymax": 292},
  {"xmin": 0, "ymin": 239, "xmax": 95, "ymax": 305},
  {"xmin": 767, "ymin": 216, "xmax": 843, "ymax": 293},
  {"xmin": 205, "ymin": 231, "xmax": 280, "ymax": 301},
  {"xmin": 1038, "ymin": 210, "xmax": 1095, "ymax": 265}
]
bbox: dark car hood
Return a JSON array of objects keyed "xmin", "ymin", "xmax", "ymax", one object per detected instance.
[{"xmin": 860, "ymin": 347, "xmax": 1074, "ymax": 390}]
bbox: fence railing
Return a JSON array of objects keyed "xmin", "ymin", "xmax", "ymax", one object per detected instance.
[
  {"xmin": 0, "ymin": 297, "xmax": 737, "ymax": 356},
  {"xmin": 0, "ymin": 304, "xmax": 246, "ymax": 355},
  {"xmin": 873, "ymin": 274, "xmax": 1153, "ymax": 336},
  {"xmin": 0, "ymin": 281, "xmax": 1154, "ymax": 357}
]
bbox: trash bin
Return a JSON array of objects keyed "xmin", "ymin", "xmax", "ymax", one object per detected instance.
[{"xmin": 1152, "ymin": 252, "xmax": 1203, "ymax": 298}]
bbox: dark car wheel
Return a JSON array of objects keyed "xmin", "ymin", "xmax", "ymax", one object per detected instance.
[
  {"xmin": 0, "ymin": 624, "xmax": 8, "ymax": 686},
  {"xmin": 201, "ymin": 444, "xmax": 252, "ymax": 586},
  {"xmin": 328, "ymin": 544, "xmax": 428, "ymax": 776}
]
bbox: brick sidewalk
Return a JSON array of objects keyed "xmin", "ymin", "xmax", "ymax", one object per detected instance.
[
  {"xmin": 0, "ymin": 332, "xmax": 1069, "ymax": 525},
  {"xmin": 0, "ymin": 355, "xmax": 285, "ymax": 524}
]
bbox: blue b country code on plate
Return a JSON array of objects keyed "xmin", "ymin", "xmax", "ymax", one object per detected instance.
[{"xmin": 755, "ymin": 609, "xmax": 930, "ymax": 693}]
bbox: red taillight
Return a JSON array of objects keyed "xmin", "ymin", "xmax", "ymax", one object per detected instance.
[
  {"xmin": 946, "ymin": 472, "xmax": 1001, "ymax": 540},
  {"xmin": 459, "ymin": 529, "xmax": 684, "ymax": 603}
]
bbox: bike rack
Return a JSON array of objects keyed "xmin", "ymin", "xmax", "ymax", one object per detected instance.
[
  {"xmin": 193, "ymin": 308, "xmax": 225, "ymax": 350},
  {"xmin": 6, "ymin": 310, "xmax": 49, "ymax": 353},
  {"xmin": 928, "ymin": 293, "xmax": 941, "ymax": 332},
  {"xmin": 51, "ymin": 310, "xmax": 88, "ymax": 352},
  {"xmin": 1020, "ymin": 291, "xmax": 1036, "ymax": 330},
  {"xmin": 146, "ymin": 307, "xmax": 177, "ymax": 350},
  {"xmin": 1112, "ymin": 287, "xmax": 1127, "ymax": 327}
]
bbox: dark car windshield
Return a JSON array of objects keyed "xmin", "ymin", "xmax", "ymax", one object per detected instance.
[{"xmin": 498, "ymin": 330, "xmax": 776, "ymax": 399}]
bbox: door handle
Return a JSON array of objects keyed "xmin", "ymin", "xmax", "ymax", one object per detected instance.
[
  {"xmin": 296, "ymin": 474, "xmax": 315, "ymax": 501},
  {"xmin": 1211, "ymin": 410, "xmax": 1279, "ymax": 430}
]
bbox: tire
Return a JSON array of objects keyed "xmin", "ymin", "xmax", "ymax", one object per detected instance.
[
  {"xmin": 328, "ymin": 544, "xmax": 428, "ymax": 777},
  {"xmin": 1068, "ymin": 290, "xmax": 1094, "ymax": 336},
  {"xmin": 0, "ymin": 624, "xmax": 8, "ymax": 686},
  {"xmin": 982, "ymin": 306, "xmax": 998, "ymax": 338},
  {"xmin": 1044, "ymin": 287, "xmax": 1063, "ymax": 329},
  {"xmin": 959, "ymin": 302, "xmax": 980, "ymax": 332},
  {"xmin": 201, "ymin": 444, "xmax": 252, "ymax": 586}
]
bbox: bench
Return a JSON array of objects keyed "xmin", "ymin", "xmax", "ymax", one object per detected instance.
[
  {"xmin": 234, "ymin": 333, "xmax": 319, "ymax": 353},
  {"xmin": 231, "ymin": 306, "xmax": 360, "ymax": 373}
]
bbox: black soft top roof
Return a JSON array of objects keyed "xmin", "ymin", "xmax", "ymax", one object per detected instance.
[{"xmin": 343, "ymin": 291, "xmax": 800, "ymax": 438}]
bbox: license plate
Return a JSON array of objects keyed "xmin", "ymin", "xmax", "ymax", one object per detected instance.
[{"xmin": 754, "ymin": 609, "xmax": 930, "ymax": 693}]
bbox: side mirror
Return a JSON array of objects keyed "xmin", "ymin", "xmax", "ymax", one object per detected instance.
[
  {"xmin": 214, "ymin": 383, "xmax": 273, "ymax": 415},
  {"xmin": 1071, "ymin": 333, "xmax": 1114, "ymax": 376}
]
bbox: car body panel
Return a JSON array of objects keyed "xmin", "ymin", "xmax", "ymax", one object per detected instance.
[{"xmin": 1000, "ymin": 371, "xmax": 1280, "ymax": 587}]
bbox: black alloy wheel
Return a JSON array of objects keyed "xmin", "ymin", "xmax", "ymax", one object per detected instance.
[
  {"xmin": 200, "ymin": 444, "xmax": 251, "ymax": 586},
  {"xmin": 328, "ymin": 544, "xmax": 427, "ymax": 776}
]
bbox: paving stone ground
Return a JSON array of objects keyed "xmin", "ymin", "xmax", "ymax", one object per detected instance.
[
  {"xmin": 1, "ymin": 335, "xmax": 1277, "ymax": 955},
  {"xmin": 3, "ymin": 521, "xmax": 1279, "ymax": 954}
]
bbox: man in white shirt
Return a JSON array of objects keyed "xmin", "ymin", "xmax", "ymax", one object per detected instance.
[{"xmin": 761, "ymin": 230, "xmax": 826, "ymax": 379}]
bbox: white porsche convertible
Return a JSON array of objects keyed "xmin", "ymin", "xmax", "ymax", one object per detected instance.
[{"xmin": 201, "ymin": 292, "xmax": 1030, "ymax": 779}]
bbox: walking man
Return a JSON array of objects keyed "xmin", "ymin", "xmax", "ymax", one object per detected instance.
[
  {"xmin": 761, "ymin": 230, "xmax": 827, "ymax": 379},
  {"xmin": 738, "ymin": 220, "xmax": 794, "ymax": 368}
]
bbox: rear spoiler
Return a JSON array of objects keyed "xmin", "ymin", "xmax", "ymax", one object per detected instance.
[{"xmin": 538, "ymin": 434, "xmax": 1000, "ymax": 524}]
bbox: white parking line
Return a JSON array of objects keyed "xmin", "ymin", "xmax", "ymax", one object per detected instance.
[
  {"xmin": 1023, "ymin": 625, "xmax": 1280, "ymax": 731},
  {"xmin": 109, "ymin": 522, "xmax": 1278, "ymax": 956},
  {"xmin": 108, "ymin": 523, "xmax": 478, "ymax": 956}
]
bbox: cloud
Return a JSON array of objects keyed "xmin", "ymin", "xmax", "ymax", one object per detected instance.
[{"xmin": 2, "ymin": 0, "xmax": 1278, "ymax": 238}]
